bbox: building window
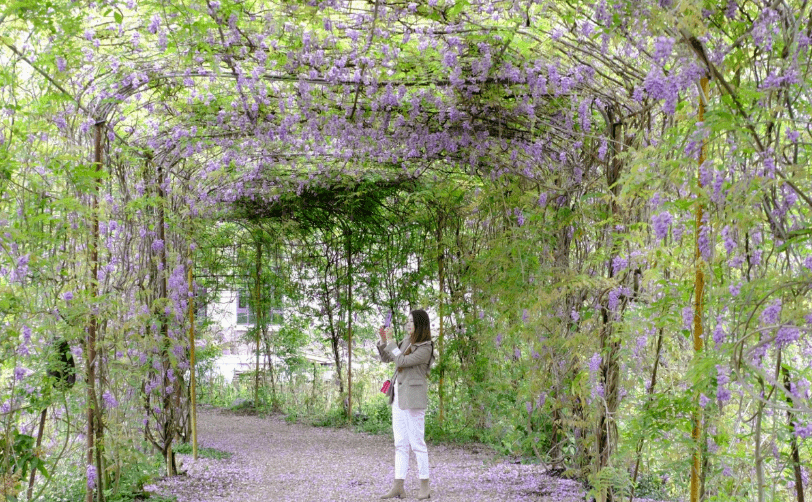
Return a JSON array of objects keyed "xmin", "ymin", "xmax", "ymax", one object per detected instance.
[
  {"xmin": 270, "ymin": 308, "xmax": 284, "ymax": 325},
  {"xmin": 236, "ymin": 290, "xmax": 283, "ymax": 325},
  {"xmin": 236, "ymin": 290, "xmax": 256, "ymax": 325}
]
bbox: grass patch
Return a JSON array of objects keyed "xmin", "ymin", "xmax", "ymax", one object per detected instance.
[{"xmin": 174, "ymin": 442, "xmax": 233, "ymax": 460}]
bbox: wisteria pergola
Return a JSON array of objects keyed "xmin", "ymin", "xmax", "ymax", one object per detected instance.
[{"xmin": 2, "ymin": 0, "xmax": 811, "ymax": 501}]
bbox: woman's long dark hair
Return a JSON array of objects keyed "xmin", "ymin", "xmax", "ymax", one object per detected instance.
[
  {"xmin": 410, "ymin": 309, "xmax": 431, "ymax": 344},
  {"xmin": 407, "ymin": 309, "xmax": 435, "ymax": 371}
]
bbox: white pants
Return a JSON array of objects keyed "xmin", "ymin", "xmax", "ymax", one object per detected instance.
[{"xmin": 392, "ymin": 383, "xmax": 429, "ymax": 480}]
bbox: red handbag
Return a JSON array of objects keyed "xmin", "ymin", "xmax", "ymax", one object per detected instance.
[{"xmin": 380, "ymin": 379, "xmax": 391, "ymax": 394}]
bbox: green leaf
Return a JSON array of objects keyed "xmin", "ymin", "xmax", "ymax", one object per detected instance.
[{"xmin": 114, "ymin": 11, "xmax": 123, "ymax": 24}]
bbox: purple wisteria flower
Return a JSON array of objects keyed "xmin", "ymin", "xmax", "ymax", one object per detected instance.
[
  {"xmin": 643, "ymin": 67, "xmax": 678, "ymax": 114},
  {"xmin": 578, "ymin": 96, "xmax": 592, "ymax": 132},
  {"xmin": 103, "ymin": 390, "xmax": 119, "ymax": 408},
  {"xmin": 761, "ymin": 152, "xmax": 776, "ymax": 178},
  {"xmin": 697, "ymin": 213, "xmax": 712, "ymax": 260},
  {"xmin": 794, "ymin": 422, "xmax": 812, "ymax": 439},
  {"xmin": 750, "ymin": 249, "xmax": 763, "ymax": 267},
  {"xmin": 588, "ymin": 352, "xmax": 602, "ymax": 374},
  {"xmin": 760, "ymin": 299, "xmax": 782, "ymax": 325},
  {"xmin": 152, "ymin": 239, "xmax": 164, "ymax": 253},
  {"xmin": 791, "ymin": 378, "xmax": 811, "ymax": 399},
  {"xmin": 699, "ymin": 393, "xmax": 710, "ymax": 408},
  {"xmin": 652, "ymin": 211, "xmax": 672, "ymax": 241},
  {"xmin": 598, "ymin": 138, "xmax": 608, "ymax": 160},
  {"xmin": 63, "ymin": 291, "xmax": 74, "ymax": 301},
  {"xmin": 12, "ymin": 254, "xmax": 30, "ymax": 283},
  {"xmin": 682, "ymin": 306, "xmax": 694, "ymax": 331},
  {"xmin": 611, "ymin": 256, "xmax": 628, "ymax": 274},
  {"xmin": 87, "ymin": 464, "xmax": 97, "ymax": 490},
  {"xmin": 80, "ymin": 119, "xmax": 93, "ymax": 134},
  {"xmin": 148, "ymin": 15, "xmax": 161, "ymax": 34},
  {"xmin": 725, "ymin": 0, "xmax": 737, "ymax": 18},
  {"xmin": 56, "ymin": 56, "xmax": 67, "ymax": 72},
  {"xmin": 712, "ymin": 169, "xmax": 726, "ymax": 203},
  {"xmin": 672, "ymin": 221, "xmax": 685, "ymax": 241},
  {"xmin": 652, "ymin": 37, "xmax": 674, "ymax": 65},
  {"xmin": 608, "ymin": 288, "xmax": 621, "ymax": 311},
  {"xmin": 699, "ymin": 161, "xmax": 713, "ymax": 188},
  {"xmin": 775, "ymin": 325, "xmax": 799, "ymax": 348},
  {"xmin": 712, "ymin": 315, "xmax": 726, "ymax": 345},
  {"xmin": 716, "ymin": 365, "xmax": 731, "ymax": 404},
  {"xmin": 728, "ymin": 254, "xmax": 744, "ymax": 269},
  {"xmin": 721, "ymin": 225, "xmax": 736, "ymax": 255},
  {"xmin": 14, "ymin": 366, "xmax": 29, "ymax": 381}
]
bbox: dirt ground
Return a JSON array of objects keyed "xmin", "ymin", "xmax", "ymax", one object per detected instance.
[{"xmin": 145, "ymin": 406, "xmax": 589, "ymax": 501}]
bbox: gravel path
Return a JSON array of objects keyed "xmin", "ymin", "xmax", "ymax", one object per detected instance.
[{"xmin": 146, "ymin": 406, "xmax": 586, "ymax": 501}]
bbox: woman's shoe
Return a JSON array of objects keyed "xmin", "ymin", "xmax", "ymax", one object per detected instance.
[
  {"xmin": 417, "ymin": 479, "xmax": 431, "ymax": 499},
  {"xmin": 381, "ymin": 479, "xmax": 405, "ymax": 499}
]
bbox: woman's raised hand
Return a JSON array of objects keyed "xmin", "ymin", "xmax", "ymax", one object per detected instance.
[{"xmin": 379, "ymin": 326, "xmax": 393, "ymax": 343}]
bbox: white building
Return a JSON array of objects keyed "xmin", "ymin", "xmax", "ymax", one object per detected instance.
[{"xmin": 203, "ymin": 290, "xmax": 335, "ymax": 383}]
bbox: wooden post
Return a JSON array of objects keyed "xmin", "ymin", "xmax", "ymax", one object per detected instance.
[
  {"xmin": 188, "ymin": 263, "xmax": 198, "ymax": 460},
  {"xmin": 156, "ymin": 162, "xmax": 175, "ymax": 477},
  {"xmin": 254, "ymin": 239, "xmax": 262, "ymax": 408},
  {"xmin": 346, "ymin": 226, "xmax": 353, "ymax": 421},
  {"xmin": 783, "ymin": 366, "xmax": 805, "ymax": 502},
  {"xmin": 689, "ymin": 76, "xmax": 709, "ymax": 502},
  {"xmin": 85, "ymin": 121, "xmax": 103, "ymax": 502},
  {"xmin": 436, "ymin": 211, "xmax": 446, "ymax": 425}
]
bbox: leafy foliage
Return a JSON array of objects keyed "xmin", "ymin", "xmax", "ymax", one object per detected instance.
[{"xmin": 1, "ymin": 0, "xmax": 812, "ymax": 500}]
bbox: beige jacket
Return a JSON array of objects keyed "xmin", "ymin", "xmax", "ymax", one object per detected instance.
[{"xmin": 377, "ymin": 338, "xmax": 433, "ymax": 410}]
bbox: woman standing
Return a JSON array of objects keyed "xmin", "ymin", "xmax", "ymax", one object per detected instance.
[{"xmin": 377, "ymin": 309, "xmax": 435, "ymax": 500}]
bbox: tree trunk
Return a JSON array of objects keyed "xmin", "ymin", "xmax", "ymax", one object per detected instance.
[
  {"xmin": 188, "ymin": 263, "xmax": 198, "ymax": 460},
  {"xmin": 782, "ymin": 366, "xmax": 805, "ymax": 502},
  {"xmin": 754, "ymin": 392, "xmax": 765, "ymax": 502},
  {"xmin": 323, "ymin": 268, "xmax": 344, "ymax": 394},
  {"xmin": 254, "ymin": 238, "xmax": 262, "ymax": 408},
  {"xmin": 436, "ymin": 210, "xmax": 446, "ymax": 425},
  {"xmin": 262, "ymin": 328, "xmax": 277, "ymax": 406},
  {"xmin": 597, "ymin": 308, "xmax": 621, "ymax": 502},
  {"xmin": 596, "ymin": 104, "xmax": 624, "ymax": 502},
  {"xmin": 689, "ymin": 76, "xmax": 709, "ymax": 502},
  {"xmin": 629, "ymin": 327, "xmax": 664, "ymax": 502},
  {"xmin": 156, "ymin": 163, "xmax": 176, "ymax": 477},
  {"xmin": 345, "ymin": 226, "xmax": 353, "ymax": 420},
  {"xmin": 85, "ymin": 121, "xmax": 104, "ymax": 502},
  {"xmin": 27, "ymin": 408, "xmax": 47, "ymax": 500}
]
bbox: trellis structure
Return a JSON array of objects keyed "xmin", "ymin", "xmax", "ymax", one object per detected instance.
[{"xmin": 1, "ymin": 1, "xmax": 811, "ymax": 501}]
